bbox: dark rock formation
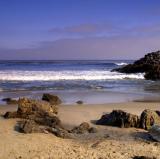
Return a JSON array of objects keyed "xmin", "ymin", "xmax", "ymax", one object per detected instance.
[
  {"xmin": 42, "ymin": 93, "xmax": 62, "ymax": 105},
  {"xmin": 112, "ymin": 51, "xmax": 160, "ymax": 80},
  {"xmin": 76, "ymin": 100, "xmax": 83, "ymax": 104},
  {"xmin": 140, "ymin": 109, "xmax": 160, "ymax": 130},
  {"xmin": 96, "ymin": 110, "xmax": 140, "ymax": 128},
  {"xmin": 2, "ymin": 98, "xmax": 18, "ymax": 104},
  {"xmin": 71, "ymin": 122, "xmax": 97, "ymax": 134}
]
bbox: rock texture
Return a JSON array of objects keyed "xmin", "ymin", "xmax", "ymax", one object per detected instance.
[
  {"xmin": 112, "ymin": 51, "xmax": 160, "ymax": 80},
  {"xmin": 140, "ymin": 109, "xmax": 160, "ymax": 130},
  {"xmin": 42, "ymin": 93, "xmax": 62, "ymax": 105},
  {"xmin": 96, "ymin": 110, "xmax": 140, "ymax": 128}
]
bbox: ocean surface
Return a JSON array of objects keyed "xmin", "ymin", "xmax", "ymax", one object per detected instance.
[{"xmin": 0, "ymin": 60, "xmax": 159, "ymax": 104}]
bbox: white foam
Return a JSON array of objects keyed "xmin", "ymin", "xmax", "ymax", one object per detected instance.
[
  {"xmin": 115, "ymin": 62, "xmax": 128, "ymax": 66},
  {"xmin": 0, "ymin": 70, "xmax": 145, "ymax": 81}
]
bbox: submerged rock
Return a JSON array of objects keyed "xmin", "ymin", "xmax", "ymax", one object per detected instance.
[
  {"xmin": 140, "ymin": 109, "xmax": 160, "ymax": 130},
  {"xmin": 112, "ymin": 51, "xmax": 160, "ymax": 80},
  {"xmin": 42, "ymin": 93, "xmax": 62, "ymax": 105},
  {"xmin": 96, "ymin": 110, "xmax": 140, "ymax": 128}
]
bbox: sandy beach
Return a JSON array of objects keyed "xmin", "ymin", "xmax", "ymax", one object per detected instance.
[{"xmin": 0, "ymin": 102, "xmax": 160, "ymax": 159}]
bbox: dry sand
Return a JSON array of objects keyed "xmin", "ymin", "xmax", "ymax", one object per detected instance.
[{"xmin": 0, "ymin": 102, "xmax": 160, "ymax": 159}]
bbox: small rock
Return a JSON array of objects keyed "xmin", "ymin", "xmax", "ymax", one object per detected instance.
[{"xmin": 76, "ymin": 100, "xmax": 83, "ymax": 104}]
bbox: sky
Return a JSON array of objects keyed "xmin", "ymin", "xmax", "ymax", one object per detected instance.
[{"xmin": 0, "ymin": 0, "xmax": 160, "ymax": 60}]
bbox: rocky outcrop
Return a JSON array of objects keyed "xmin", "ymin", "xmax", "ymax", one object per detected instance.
[
  {"xmin": 71, "ymin": 122, "xmax": 97, "ymax": 134},
  {"xmin": 4, "ymin": 97, "xmax": 97, "ymax": 138},
  {"xmin": 112, "ymin": 51, "xmax": 160, "ymax": 80},
  {"xmin": 3, "ymin": 98, "xmax": 67, "ymax": 137},
  {"xmin": 4, "ymin": 98, "xmax": 58, "ymax": 118},
  {"xmin": 42, "ymin": 93, "xmax": 62, "ymax": 105},
  {"xmin": 140, "ymin": 109, "xmax": 160, "ymax": 130},
  {"xmin": 96, "ymin": 110, "xmax": 140, "ymax": 128}
]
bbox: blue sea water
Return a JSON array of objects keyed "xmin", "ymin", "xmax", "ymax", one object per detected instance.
[{"xmin": 0, "ymin": 60, "xmax": 159, "ymax": 104}]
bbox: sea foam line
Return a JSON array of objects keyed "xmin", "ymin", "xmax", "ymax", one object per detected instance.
[{"xmin": 0, "ymin": 70, "xmax": 144, "ymax": 81}]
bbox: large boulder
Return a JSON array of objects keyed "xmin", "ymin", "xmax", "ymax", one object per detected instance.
[
  {"xmin": 140, "ymin": 109, "xmax": 160, "ymax": 130},
  {"xmin": 96, "ymin": 110, "xmax": 140, "ymax": 128},
  {"xmin": 112, "ymin": 51, "xmax": 160, "ymax": 80},
  {"xmin": 42, "ymin": 93, "xmax": 62, "ymax": 105}
]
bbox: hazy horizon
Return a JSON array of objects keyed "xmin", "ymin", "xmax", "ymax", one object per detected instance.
[{"xmin": 1, "ymin": 0, "xmax": 160, "ymax": 60}]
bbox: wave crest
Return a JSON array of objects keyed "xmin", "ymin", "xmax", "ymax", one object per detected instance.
[{"xmin": 0, "ymin": 70, "xmax": 144, "ymax": 81}]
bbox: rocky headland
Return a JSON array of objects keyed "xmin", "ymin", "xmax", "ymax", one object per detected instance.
[{"xmin": 112, "ymin": 50, "xmax": 160, "ymax": 80}]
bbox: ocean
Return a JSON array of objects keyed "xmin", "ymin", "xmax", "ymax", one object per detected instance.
[{"xmin": 0, "ymin": 60, "xmax": 159, "ymax": 104}]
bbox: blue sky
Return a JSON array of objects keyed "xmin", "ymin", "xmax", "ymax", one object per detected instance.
[{"xmin": 0, "ymin": 0, "xmax": 160, "ymax": 59}]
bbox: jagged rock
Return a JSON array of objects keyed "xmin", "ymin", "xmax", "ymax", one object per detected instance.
[
  {"xmin": 42, "ymin": 93, "xmax": 62, "ymax": 105},
  {"xmin": 112, "ymin": 51, "xmax": 160, "ymax": 80},
  {"xmin": 140, "ymin": 109, "xmax": 160, "ymax": 130},
  {"xmin": 71, "ymin": 122, "xmax": 97, "ymax": 134},
  {"xmin": 17, "ymin": 98, "xmax": 58, "ymax": 117},
  {"xmin": 96, "ymin": 110, "xmax": 140, "ymax": 128},
  {"xmin": 76, "ymin": 100, "xmax": 83, "ymax": 104},
  {"xmin": 2, "ymin": 98, "xmax": 18, "ymax": 104}
]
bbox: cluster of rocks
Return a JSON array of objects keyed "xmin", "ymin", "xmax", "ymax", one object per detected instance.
[
  {"xmin": 96, "ymin": 109, "xmax": 160, "ymax": 130},
  {"xmin": 4, "ymin": 94, "xmax": 97, "ymax": 138},
  {"xmin": 112, "ymin": 50, "xmax": 160, "ymax": 80}
]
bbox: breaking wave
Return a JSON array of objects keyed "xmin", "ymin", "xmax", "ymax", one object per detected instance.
[{"xmin": 0, "ymin": 70, "xmax": 144, "ymax": 81}]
